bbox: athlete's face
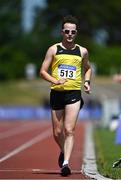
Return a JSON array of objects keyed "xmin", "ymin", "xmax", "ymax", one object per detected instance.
[{"xmin": 62, "ymin": 23, "xmax": 77, "ymax": 43}]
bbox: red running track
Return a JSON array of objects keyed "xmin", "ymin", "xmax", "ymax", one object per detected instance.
[{"xmin": 0, "ymin": 120, "xmax": 89, "ymax": 179}]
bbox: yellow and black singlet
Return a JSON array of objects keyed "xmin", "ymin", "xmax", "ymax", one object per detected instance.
[{"xmin": 51, "ymin": 43, "xmax": 83, "ymax": 90}]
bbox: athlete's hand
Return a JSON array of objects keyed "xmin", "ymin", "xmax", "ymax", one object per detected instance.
[
  {"xmin": 84, "ymin": 82, "xmax": 91, "ymax": 94},
  {"xmin": 57, "ymin": 78, "xmax": 67, "ymax": 85}
]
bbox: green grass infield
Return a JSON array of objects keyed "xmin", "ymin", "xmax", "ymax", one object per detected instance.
[{"xmin": 94, "ymin": 128, "xmax": 121, "ymax": 179}]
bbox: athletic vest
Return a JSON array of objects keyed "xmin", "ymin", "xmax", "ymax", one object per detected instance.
[{"xmin": 51, "ymin": 43, "xmax": 82, "ymax": 90}]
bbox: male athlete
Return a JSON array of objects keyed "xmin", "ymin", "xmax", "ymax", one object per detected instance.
[{"xmin": 40, "ymin": 15, "xmax": 92, "ymax": 176}]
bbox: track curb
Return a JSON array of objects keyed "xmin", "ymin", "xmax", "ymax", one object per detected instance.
[{"xmin": 81, "ymin": 122, "xmax": 112, "ymax": 180}]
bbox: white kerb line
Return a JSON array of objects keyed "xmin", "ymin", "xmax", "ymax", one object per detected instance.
[{"xmin": 0, "ymin": 127, "xmax": 52, "ymax": 163}]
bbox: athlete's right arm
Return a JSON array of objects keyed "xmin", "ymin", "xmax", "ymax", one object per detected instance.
[{"xmin": 40, "ymin": 45, "xmax": 67, "ymax": 85}]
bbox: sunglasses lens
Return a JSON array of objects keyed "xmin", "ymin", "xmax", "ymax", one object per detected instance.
[
  {"xmin": 64, "ymin": 30, "xmax": 77, "ymax": 35},
  {"xmin": 72, "ymin": 30, "xmax": 76, "ymax": 34},
  {"xmin": 64, "ymin": 30, "xmax": 70, "ymax": 34}
]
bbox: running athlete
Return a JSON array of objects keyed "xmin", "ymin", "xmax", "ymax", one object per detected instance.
[{"xmin": 40, "ymin": 15, "xmax": 92, "ymax": 176}]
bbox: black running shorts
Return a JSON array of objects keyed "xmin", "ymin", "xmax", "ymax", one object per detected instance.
[{"xmin": 50, "ymin": 90, "xmax": 84, "ymax": 110}]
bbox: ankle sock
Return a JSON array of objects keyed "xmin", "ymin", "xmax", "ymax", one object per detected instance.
[{"xmin": 63, "ymin": 160, "xmax": 69, "ymax": 166}]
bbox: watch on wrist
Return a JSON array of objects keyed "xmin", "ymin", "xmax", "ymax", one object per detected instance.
[{"xmin": 84, "ymin": 80, "xmax": 90, "ymax": 85}]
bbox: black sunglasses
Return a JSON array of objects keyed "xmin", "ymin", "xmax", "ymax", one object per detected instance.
[{"xmin": 63, "ymin": 29, "xmax": 77, "ymax": 35}]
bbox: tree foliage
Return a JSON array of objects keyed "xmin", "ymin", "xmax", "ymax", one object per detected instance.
[
  {"xmin": 0, "ymin": 0, "xmax": 21, "ymax": 46},
  {"xmin": 0, "ymin": 0, "xmax": 26, "ymax": 80},
  {"xmin": 0, "ymin": 0, "xmax": 121, "ymax": 80},
  {"xmin": 42, "ymin": 0, "xmax": 121, "ymax": 44}
]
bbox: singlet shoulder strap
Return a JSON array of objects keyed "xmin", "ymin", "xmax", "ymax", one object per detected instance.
[{"xmin": 75, "ymin": 44, "xmax": 82, "ymax": 57}]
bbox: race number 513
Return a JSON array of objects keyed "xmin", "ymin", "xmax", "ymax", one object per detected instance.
[{"xmin": 58, "ymin": 64, "xmax": 76, "ymax": 79}]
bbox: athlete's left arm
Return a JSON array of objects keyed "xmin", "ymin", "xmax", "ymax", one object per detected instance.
[{"xmin": 82, "ymin": 48, "xmax": 92, "ymax": 94}]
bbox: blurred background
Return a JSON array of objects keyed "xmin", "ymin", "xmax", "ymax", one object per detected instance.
[{"xmin": 0, "ymin": 0, "xmax": 121, "ymax": 127}]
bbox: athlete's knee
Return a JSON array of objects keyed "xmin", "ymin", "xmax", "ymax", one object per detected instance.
[
  {"xmin": 53, "ymin": 128, "xmax": 62, "ymax": 138},
  {"xmin": 65, "ymin": 127, "xmax": 74, "ymax": 137}
]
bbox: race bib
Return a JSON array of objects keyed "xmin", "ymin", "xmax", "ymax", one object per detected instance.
[{"xmin": 58, "ymin": 64, "xmax": 76, "ymax": 79}]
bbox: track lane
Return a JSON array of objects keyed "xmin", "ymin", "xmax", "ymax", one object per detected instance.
[
  {"xmin": 0, "ymin": 121, "xmax": 26, "ymax": 133},
  {"xmin": 0, "ymin": 121, "xmax": 49, "ymax": 140},
  {"xmin": 0, "ymin": 120, "xmax": 89, "ymax": 179},
  {"xmin": 0, "ymin": 121, "xmax": 50, "ymax": 158}
]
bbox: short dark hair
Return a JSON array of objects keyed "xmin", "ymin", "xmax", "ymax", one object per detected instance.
[{"xmin": 62, "ymin": 15, "xmax": 79, "ymax": 29}]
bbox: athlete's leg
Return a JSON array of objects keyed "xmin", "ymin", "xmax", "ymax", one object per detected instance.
[
  {"xmin": 63, "ymin": 100, "xmax": 81, "ymax": 163},
  {"xmin": 51, "ymin": 109, "xmax": 65, "ymax": 152}
]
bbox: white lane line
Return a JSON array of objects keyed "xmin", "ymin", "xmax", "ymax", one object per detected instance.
[
  {"xmin": 32, "ymin": 169, "xmax": 81, "ymax": 174},
  {"xmin": 0, "ymin": 122, "xmax": 49, "ymax": 140},
  {"xmin": 0, "ymin": 127, "xmax": 52, "ymax": 163},
  {"xmin": 0, "ymin": 168, "xmax": 81, "ymax": 174},
  {"xmin": 0, "ymin": 169, "xmax": 32, "ymax": 172}
]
